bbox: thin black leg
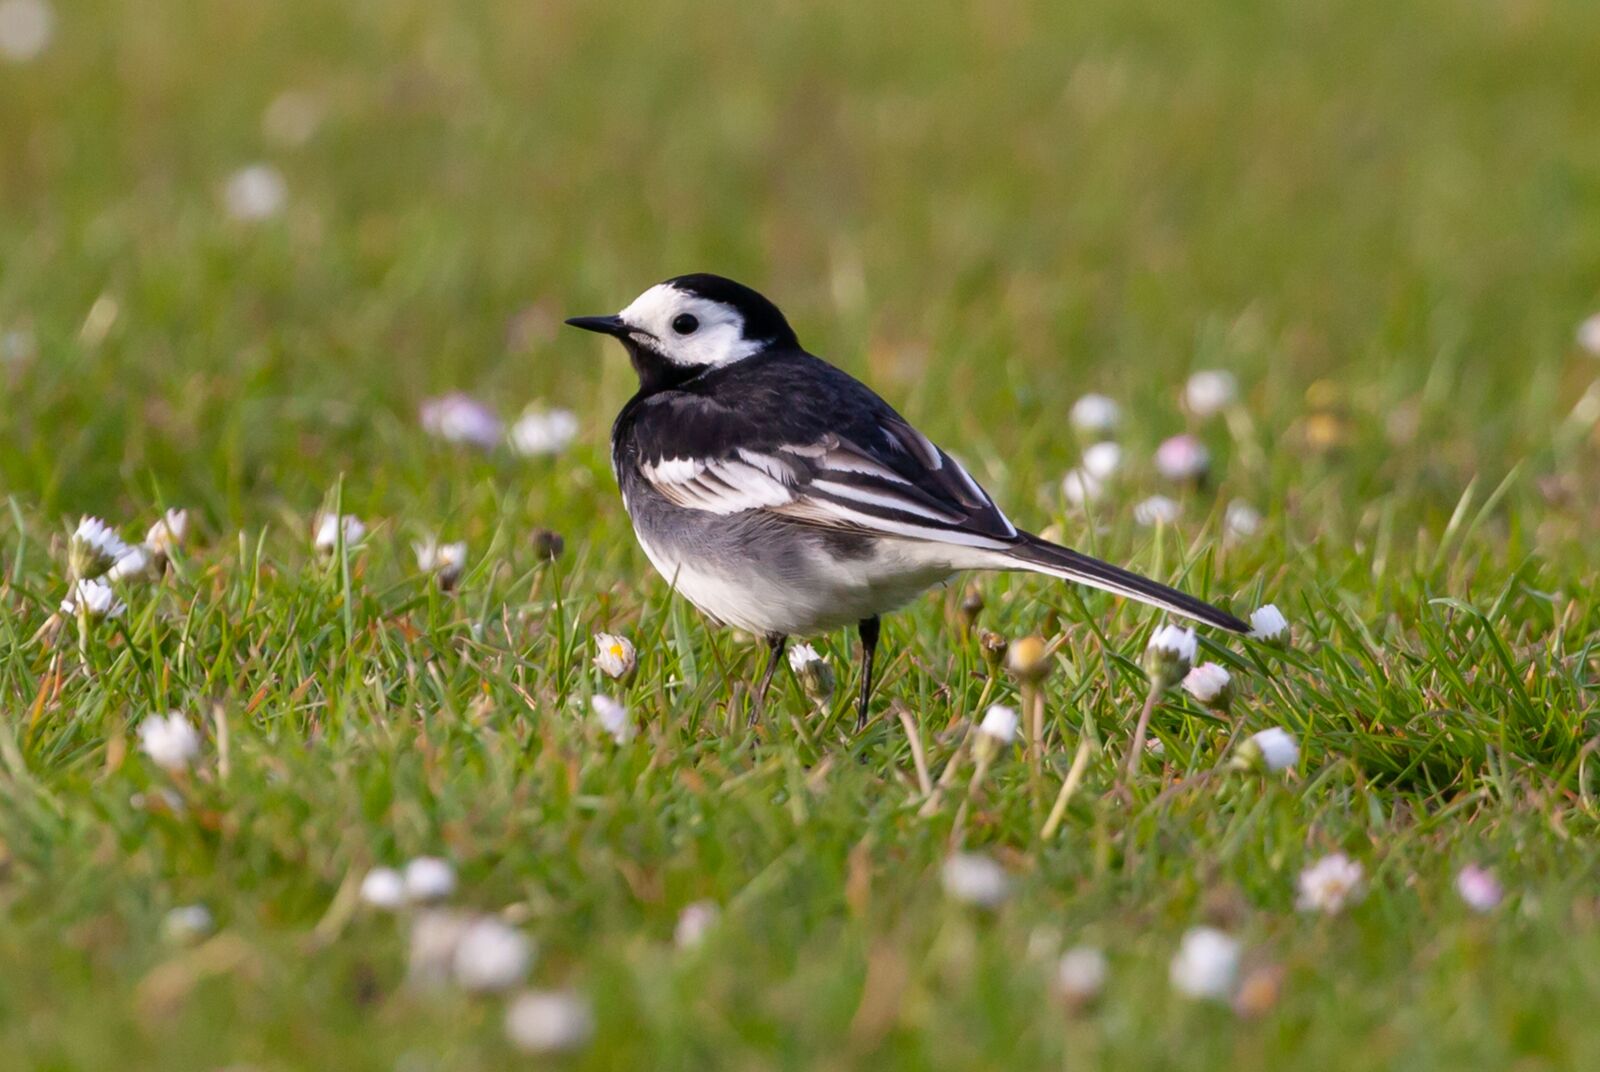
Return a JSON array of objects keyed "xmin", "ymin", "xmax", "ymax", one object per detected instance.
[
  {"xmin": 749, "ymin": 634, "xmax": 787, "ymax": 725},
  {"xmin": 855, "ymin": 616, "xmax": 881, "ymax": 730}
]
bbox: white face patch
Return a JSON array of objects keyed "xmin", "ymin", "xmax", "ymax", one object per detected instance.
[{"xmin": 616, "ymin": 283, "xmax": 766, "ymax": 368}]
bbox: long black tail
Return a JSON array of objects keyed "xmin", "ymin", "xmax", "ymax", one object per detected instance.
[{"xmin": 1006, "ymin": 532, "xmax": 1249, "ymax": 633}]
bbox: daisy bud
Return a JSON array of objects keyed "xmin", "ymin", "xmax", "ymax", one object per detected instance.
[
  {"xmin": 786, "ymin": 642, "xmax": 834, "ymax": 705},
  {"xmin": 61, "ymin": 577, "xmax": 126, "ymax": 621},
  {"xmin": 137, "ymin": 712, "xmax": 201, "ymax": 773},
  {"xmin": 508, "ymin": 407, "xmax": 579, "ymax": 457},
  {"xmin": 1169, "ymin": 926, "xmax": 1240, "ymax": 1001},
  {"xmin": 452, "ymin": 916, "xmax": 534, "ymax": 992},
  {"xmin": 1295, "ymin": 852, "xmax": 1365, "ymax": 914},
  {"xmin": 1055, "ymin": 946, "xmax": 1108, "ymax": 1007},
  {"xmin": 958, "ymin": 584, "xmax": 984, "ymax": 630},
  {"xmin": 414, "ymin": 539, "xmax": 468, "ymax": 591},
  {"xmin": 1181, "ymin": 662, "xmax": 1234, "ymax": 711},
  {"xmin": 145, "ymin": 508, "xmax": 189, "ymax": 558},
  {"xmin": 674, "ymin": 900, "xmax": 720, "ymax": 950},
  {"xmin": 1234, "ymin": 726, "xmax": 1299, "ymax": 773},
  {"xmin": 1133, "ymin": 494, "xmax": 1181, "ymax": 527},
  {"xmin": 1249, "ymin": 604, "xmax": 1290, "ymax": 645},
  {"xmin": 940, "ymin": 851, "xmax": 1010, "ymax": 910},
  {"xmin": 1069, "ymin": 393, "xmax": 1120, "ymax": 434},
  {"xmin": 532, "ymin": 528, "xmax": 566, "ymax": 560},
  {"xmin": 1183, "ymin": 369, "xmax": 1238, "ymax": 418},
  {"xmin": 1455, "ymin": 864, "xmax": 1503, "ymax": 913},
  {"xmin": 359, "ymin": 867, "xmax": 407, "ymax": 910},
  {"xmin": 402, "ymin": 856, "xmax": 457, "ymax": 903},
  {"xmin": 979, "ymin": 630, "xmax": 1008, "ymax": 670},
  {"xmin": 591, "ymin": 632, "xmax": 637, "ymax": 683},
  {"xmin": 1144, "ymin": 624, "xmax": 1197, "ymax": 690},
  {"xmin": 312, "ymin": 513, "xmax": 365, "ymax": 556},
  {"xmin": 1154, "ymin": 434, "xmax": 1211, "ymax": 483},
  {"xmin": 1081, "ymin": 441, "xmax": 1122, "ymax": 480},
  {"xmin": 69, "ymin": 516, "xmax": 128, "ymax": 580},
  {"xmin": 504, "ymin": 990, "xmax": 595, "ymax": 1054},
  {"xmin": 419, "ymin": 393, "xmax": 503, "ymax": 450},
  {"xmin": 107, "ymin": 545, "xmax": 159, "ymax": 584},
  {"xmin": 1007, "ymin": 635, "xmax": 1051, "ymax": 683}
]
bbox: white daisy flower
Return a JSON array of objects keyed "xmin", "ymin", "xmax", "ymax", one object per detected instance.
[
  {"xmin": 402, "ymin": 856, "xmax": 457, "ymax": 903},
  {"xmin": 414, "ymin": 539, "xmax": 468, "ymax": 590},
  {"xmin": 137, "ymin": 712, "xmax": 200, "ymax": 773},
  {"xmin": 1296, "ymin": 853, "xmax": 1365, "ymax": 914},
  {"xmin": 1144, "ymin": 624, "xmax": 1197, "ymax": 687},
  {"xmin": 70, "ymin": 515, "xmax": 128, "ymax": 579},
  {"xmin": 1238, "ymin": 726, "xmax": 1299, "ymax": 772},
  {"xmin": 61, "ymin": 577, "xmax": 126, "ymax": 620},
  {"xmin": 1169, "ymin": 926, "xmax": 1240, "ymax": 1000},
  {"xmin": 674, "ymin": 900, "xmax": 720, "ymax": 950},
  {"xmin": 419, "ymin": 393, "xmax": 503, "ymax": 450},
  {"xmin": 786, "ymin": 642, "xmax": 834, "ymax": 703},
  {"xmin": 1055, "ymin": 946, "xmax": 1108, "ymax": 1004},
  {"xmin": 592, "ymin": 633, "xmax": 637, "ymax": 681},
  {"xmin": 1081, "ymin": 441, "xmax": 1122, "ymax": 480},
  {"xmin": 107, "ymin": 545, "xmax": 158, "ymax": 584},
  {"xmin": 504, "ymin": 990, "xmax": 596, "ymax": 1054},
  {"xmin": 1455, "ymin": 864, "xmax": 1503, "ymax": 913},
  {"xmin": 452, "ymin": 916, "xmax": 534, "ymax": 992},
  {"xmin": 1224, "ymin": 499, "xmax": 1262, "ymax": 540},
  {"xmin": 1060, "ymin": 467, "xmax": 1104, "ymax": 507},
  {"xmin": 508, "ymin": 407, "xmax": 579, "ymax": 456},
  {"xmin": 978, "ymin": 704, "xmax": 1019, "ymax": 745},
  {"xmin": 590, "ymin": 694, "xmax": 633, "ymax": 744},
  {"xmin": 1183, "ymin": 369, "xmax": 1238, "ymax": 418},
  {"xmin": 358, "ymin": 867, "xmax": 407, "ymax": 910},
  {"xmin": 160, "ymin": 904, "xmax": 214, "ymax": 945},
  {"xmin": 145, "ymin": 508, "xmax": 189, "ymax": 557},
  {"xmin": 1154, "ymin": 434, "xmax": 1210, "ymax": 482},
  {"xmin": 312, "ymin": 513, "xmax": 365, "ymax": 555},
  {"xmin": 222, "ymin": 163, "xmax": 287, "ymax": 222},
  {"xmin": 1069, "ymin": 393, "xmax": 1120, "ymax": 434},
  {"xmin": 0, "ymin": 0, "xmax": 53, "ymax": 63},
  {"xmin": 940, "ymin": 851, "xmax": 1009, "ymax": 909},
  {"xmin": 1248, "ymin": 603, "xmax": 1289, "ymax": 644},
  {"xmin": 1133, "ymin": 494, "xmax": 1180, "ymax": 527},
  {"xmin": 1181, "ymin": 662, "xmax": 1234, "ymax": 708},
  {"xmin": 1576, "ymin": 312, "xmax": 1600, "ymax": 358}
]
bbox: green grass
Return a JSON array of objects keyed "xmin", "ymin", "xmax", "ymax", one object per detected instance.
[{"xmin": 3, "ymin": 0, "xmax": 1600, "ymax": 1068}]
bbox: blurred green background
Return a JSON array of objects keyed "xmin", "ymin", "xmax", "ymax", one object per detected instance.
[{"xmin": 3, "ymin": 0, "xmax": 1598, "ymax": 528}]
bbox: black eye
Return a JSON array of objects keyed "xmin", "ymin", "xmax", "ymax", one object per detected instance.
[{"xmin": 672, "ymin": 313, "xmax": 699, "ymax": 335}]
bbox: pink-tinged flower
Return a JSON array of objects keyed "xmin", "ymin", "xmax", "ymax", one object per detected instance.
[
  {"xmin": 674, "ymin": 900, "xmax": 719, "ymax": 950},
  {"xmin": 1248, "ymin": 604, "xmax": 1290, "ymax": 644},
  {"xmin": 420, "ymin": 393, "xmax": 503, "ymax": 449},
  {"xmin": 137, "ymin": 712, "xmax": 201, "ymax": 773},
  {"xmin": 1455, "ymin": 864, "xmax": 1503, "ymax": 913},
  {"xmin": 1296, "ymin": 853, "xmax": 1365, "ymax": 914},
  {"xmin": 1154, "ymin": 434, "xmax": 1210, "ymax": 482}
]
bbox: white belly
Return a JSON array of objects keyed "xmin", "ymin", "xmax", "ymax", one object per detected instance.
[{"xmin": 633, "ymin": 527, "xmax": 957, "ymax": 636}]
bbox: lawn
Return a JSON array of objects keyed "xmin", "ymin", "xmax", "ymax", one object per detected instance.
[{"xmin": 2, "ymin": 0, "xmax": 1600, "ymax": 1069}]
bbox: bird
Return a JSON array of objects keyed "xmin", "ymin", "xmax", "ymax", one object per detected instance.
[{"xmin": 567, "ymin": 274, "xmax": 1249, "ymax": 728}]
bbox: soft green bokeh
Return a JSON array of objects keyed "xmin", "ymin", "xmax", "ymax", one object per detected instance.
[{"xmin": 1, "ymin": 1, "xmax": 1598, "ymax": 1069}]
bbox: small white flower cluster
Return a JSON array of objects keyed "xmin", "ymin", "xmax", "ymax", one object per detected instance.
[
  {"xmin": 508, "ymin": 407, "xmax": 580, "ymax": 457},
  {"xmin": 407, "ymin": 909, "xmax": 534, "ymax": 993},
  {"xmin": 414, "ymin": 538, "xmax": 468, "ymax": 591},
  {"xmin": 940, "ymin": 851, "xmax": 1010, "ymax": 909},
  {"xmin": 313, "ymin": 512, "xmax": 365, "ymax": 555},
  {"xmin": 360, "ymin": 856, "xmax": 458, "ymax": 910},
  {"xmin": 1296, "ymin": 852, "xmax": 1365, "ymax": 914},
  {"xmin": 1170, "ymin": 926, "xmax": 1240, "ymax": 1000},
  {"xmin": 222, "ymin": 164, "xmax": 288, "ymax": 223}
]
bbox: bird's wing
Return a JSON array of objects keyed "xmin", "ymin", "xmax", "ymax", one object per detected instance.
[{"xmin": 630, "ymin": 388, "xmax": 1018, "ymax": 550}]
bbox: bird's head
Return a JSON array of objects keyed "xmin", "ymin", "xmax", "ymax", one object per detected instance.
[{"xmin": 566, "ymin": 274, "xmax": 798, "ymax": 390}]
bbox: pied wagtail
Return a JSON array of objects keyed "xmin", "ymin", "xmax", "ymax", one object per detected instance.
[{"xmin": 567, "ymin": 274, "xmax": 1248, "ymax": 727}]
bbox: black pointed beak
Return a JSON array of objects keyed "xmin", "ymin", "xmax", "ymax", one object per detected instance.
[{"xmin": 564, "ymin": 315, "xmax": 630, "ymax": 338}]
